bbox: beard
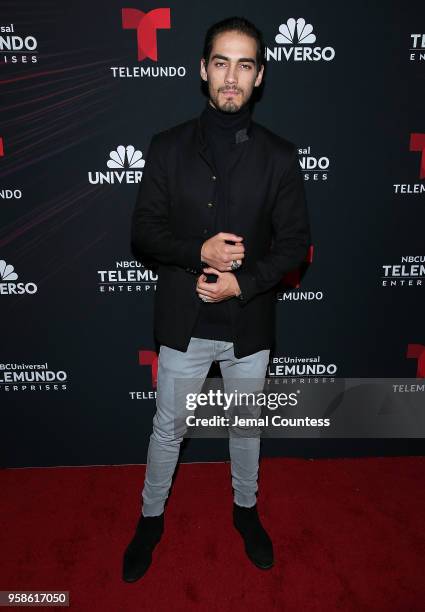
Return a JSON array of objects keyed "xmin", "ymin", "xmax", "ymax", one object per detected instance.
[{"xmin": 210, "ymin": 85, "xmax": 245, "ymax": 113}]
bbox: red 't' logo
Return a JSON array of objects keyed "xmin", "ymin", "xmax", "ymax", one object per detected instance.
[
  {"xmin": 283, "ymin": 245, "xmax": 314, "ymax": 289},
  {"xmin": 139, "ymin": 350, "xmax": 158, "ymax": 388},
  {"xmin": 409, "ymin": 133, "xmax": 425, "ymax": 180},
  {"xmin": 406, "ymin": 344, "xmax": 425, "ymax": 378},
  {"xmin": 122, "ymin": 8, "xmax": 171, "ymax": 61}
]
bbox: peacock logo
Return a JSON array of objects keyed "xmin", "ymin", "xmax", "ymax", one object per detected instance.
[
  {"xmin": 266, "ymin": 17, "xmax": 335, "ymax": 62},
  {"xmin": 107, "ymin": 145, "xmax": 145, "ymax": 169},
  {"xmin": 275, "ymin": 18, "xmax": 316, "ymax": 45},
  {"xmin": 0, "ymin": 260, "xmax": 37, "ymax": 295},
  {"xmin": 88, "ymin": 145, "xmax": 145, "ymax": 185},
  {"xmin": 0, "ymin": 260, "xmax": 18, "ymax": 281}
]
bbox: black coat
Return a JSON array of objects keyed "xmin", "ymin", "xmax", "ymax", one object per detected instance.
[{"xmin": 131, "ymin": 112, "xmax": 311, "ymax": 358}]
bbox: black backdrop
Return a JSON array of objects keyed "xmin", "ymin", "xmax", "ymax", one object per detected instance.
[{"xmin": 1, "ymin": 0, "xmax": 424, "ymax": 467}]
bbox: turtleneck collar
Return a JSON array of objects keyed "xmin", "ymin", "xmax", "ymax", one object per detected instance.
[{"xmin": 200, "ymin": 100, "xmax": 251, "ymax": 145}]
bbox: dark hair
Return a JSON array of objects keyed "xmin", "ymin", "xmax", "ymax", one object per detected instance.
[{"xmin": 202, "ymin": 16, "xmax": 265, "ymax": 71}]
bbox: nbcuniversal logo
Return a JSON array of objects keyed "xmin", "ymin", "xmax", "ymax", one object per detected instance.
[
  {"xmin": 0, "ymin": 23, "xmax": 38, "ymax": 64},
  {"xmin": 266, "ymin": 17, "xmax": 335, "ymax": 62},
  {"xmin": 88, "ymin": 145, "xmax": 145, "ymax": 185}
]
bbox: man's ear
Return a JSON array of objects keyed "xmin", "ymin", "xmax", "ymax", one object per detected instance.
[
  {"xmin": 200, "ymin": 57, "xmax": 208, "ymax": 82},
  {"xmin": 254, "ymin": 64, "xmax": 264, "ymax": 88}
]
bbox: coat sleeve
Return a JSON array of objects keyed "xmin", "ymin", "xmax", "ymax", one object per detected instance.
[
  {"xmin": 236, "ymin": 145, "xmax": 311, "ymax": 304},
  {"xmin": 130, "ymin": 134, "xmax": 205, "ymax": 271}
]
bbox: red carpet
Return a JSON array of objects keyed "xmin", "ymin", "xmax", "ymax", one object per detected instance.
[{"xmin": 1, "ymin": 456, "xmax": 425, "ymax": 611}]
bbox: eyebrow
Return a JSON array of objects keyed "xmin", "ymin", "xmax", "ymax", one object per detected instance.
[{"xmin": 210, "ymin": 54, "xmax": 256, "ymax": 65}]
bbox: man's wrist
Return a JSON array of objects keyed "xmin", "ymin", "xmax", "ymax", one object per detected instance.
[{"xmin": 234, "ymin": 280, "xmax": 243, "ymax": 300}]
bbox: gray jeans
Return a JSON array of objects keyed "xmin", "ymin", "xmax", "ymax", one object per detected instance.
[{"xmin": 142, "ymin": 337, "xmax": 270, "ymax": 516}]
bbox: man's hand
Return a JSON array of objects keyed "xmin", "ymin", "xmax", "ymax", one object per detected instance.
[
  {"xmin": 200, "ymin": 232, "xmax": 245, "ymax": 272},
  {"xmin": 196, "ymin": 267, "xmax": 241, "ymax": 303}
]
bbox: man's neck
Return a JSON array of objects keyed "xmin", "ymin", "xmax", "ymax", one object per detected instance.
[
  {"xmin": 200, "ymin": 99, "xmax": 251, "ymax": 149},
  {"xmin": 202, "ymin": 100, "xmax": 250, "ymax": 129}
]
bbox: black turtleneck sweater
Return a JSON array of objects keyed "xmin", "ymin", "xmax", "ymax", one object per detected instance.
[{"xmin": 191, "ymin": 101, "xmax": 251, "ymax": 342}]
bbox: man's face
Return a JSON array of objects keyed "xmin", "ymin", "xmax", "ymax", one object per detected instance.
[{"xmin": 200, "ymin": 30, "xmax": 264, "ymax": 113}]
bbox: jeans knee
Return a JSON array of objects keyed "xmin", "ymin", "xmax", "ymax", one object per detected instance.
[{"xmin": 151, "ymin": 418, "xmax": 187, "ymax": 445}]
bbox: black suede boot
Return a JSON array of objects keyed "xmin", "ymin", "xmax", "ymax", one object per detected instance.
[
  {"xmin": 233, "ymin": 503, "xmax": 274, "ymax": 569},
  {"xmin": 122, "ymin": 512, "xmax": 164, "ymax": 583}
]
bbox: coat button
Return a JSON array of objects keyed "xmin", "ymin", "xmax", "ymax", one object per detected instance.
[
  {"xmin": 203, "ymin": 229, "xmax": 208, "ymax": 235},
  {"xmin": 211, "ymin": 175, "xmax": 216, "ymax": 180},
  {"xmin": 207, "ymin": 202, "xmax": 214, "ymax": 208}
]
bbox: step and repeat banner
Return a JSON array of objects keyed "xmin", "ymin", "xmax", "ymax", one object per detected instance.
[{"xmin": 1, "ymin": 1, "xmax": 424, "ymax": 467}]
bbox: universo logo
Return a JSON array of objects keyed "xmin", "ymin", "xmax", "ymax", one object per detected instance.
[
  {"xmin": 266, "ymin": 18, "xmax": 335, "ymax": 62},
  {"xmin": 111, "ymin": 7, "xmax": 186, "ymax": 79},
  {"xmin": 0, "ymin": 260, "xmax": 37, "ymax": 295},
  {"xmin": 88, "ymin": 146, "xmax": 145, "ymax": 185}
]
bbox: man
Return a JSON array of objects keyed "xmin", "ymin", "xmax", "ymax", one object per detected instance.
[{"xmin": 123, "ymin": 16, "xmax": 310, "ymax": 582}]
